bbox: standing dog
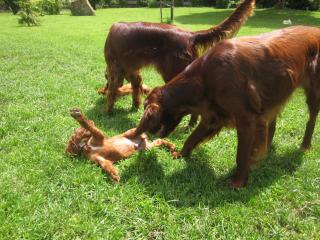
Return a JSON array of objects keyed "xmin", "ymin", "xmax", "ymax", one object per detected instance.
[
  {"xmin": 133, "ymin": 26, "xmax": 320, "ymax": 188},
  {"xmin": 100, "ymin": 0, "xmax": 256, "ymax": 122},
  {"xmin": 66, "ymin": 108, "xmax": 177, "ymax": 181}
]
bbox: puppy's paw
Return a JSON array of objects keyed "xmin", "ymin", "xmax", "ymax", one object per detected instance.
[
  {"xmin": 70, "ymin": 108, "xmax": 83, "ymax": 119},
  {"xmin": 111, "ymin": 174, "xmax": 120, "ymax": 182},
  {"xmin": 172, "ymin": 151, "xmax": 182, "ymax": 159},
  {"xmin": 98, "ymin": 87, "xmax": 107, "ymax": 95}
]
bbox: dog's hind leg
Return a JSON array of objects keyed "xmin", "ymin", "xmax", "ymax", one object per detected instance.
[
  {"xmin": 90, "ymin": 154, "xmax": 120, "ymax": 182},
  {"xmin": 301, "ymin": 88, "xmax": 320, "ymax": 150},
  {"xmin": 149, "ymin": 139, "xmax": 177, "ymax": 154},
  {"xmin": 98, "ymin": 68, "xmax": 110, "ymax": 95},
  {"xmin": 70, "ymin": 108, "xmax": 106, "ymax": 143}
]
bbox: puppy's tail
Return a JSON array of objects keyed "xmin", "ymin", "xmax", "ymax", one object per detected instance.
[{"xmin": 191, "ymin": 0, "xmax": 255, "ymax": 53}]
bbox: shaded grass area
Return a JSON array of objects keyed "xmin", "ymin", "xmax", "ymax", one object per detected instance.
[{"xmin": 0, "ymin": 8, "xmax": 319, "ymax": 239}]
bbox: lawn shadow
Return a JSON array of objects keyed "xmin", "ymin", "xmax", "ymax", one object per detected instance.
[
  {"xmin": 85, "ymin": 97, "xmax": 140, "ymax": 134},
  {"xmin": 175, "ymin": 9, "xmax": 319, "ymax": 31},
  {"xmin": 121, "ymin": 146, "xmax": 304, "ymax": 208}
]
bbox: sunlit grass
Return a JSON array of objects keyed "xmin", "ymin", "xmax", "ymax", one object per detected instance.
[{"xmin": 0, "ymin": 8, "xmax": 319, "ymax": 239}]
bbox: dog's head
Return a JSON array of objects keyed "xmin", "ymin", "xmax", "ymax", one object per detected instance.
[
  {"xmin": 65, "ymin": 127, "xmax": 92, "ymax": 156},
  {"xmin": 137, "ymin": 87, "xmax": 186, "ymax": 138}
]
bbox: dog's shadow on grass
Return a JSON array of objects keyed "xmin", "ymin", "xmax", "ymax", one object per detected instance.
[
  {"xmin": 85, "ymin": 97, "xmax": 140, "ymax": 134},
  {"xmin": 121, "ymin": 146, "xmax": 304, "ymax": 208}
]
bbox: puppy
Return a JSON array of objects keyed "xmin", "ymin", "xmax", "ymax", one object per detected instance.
[
  {"xmin": 66, "ymin": 108, "xmax": 177, "ymax": 181},
  {"xmin": 133, "ymin": 26, "xmax": 320, "ymax": 188}
]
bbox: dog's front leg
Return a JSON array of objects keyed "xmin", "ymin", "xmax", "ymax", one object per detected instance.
[
  {"xmin": 178, "ymin": 121, "xmax": 222, "ymax": 158},
  {"xmin": 70, "ymin": 108, "xmax": 106, "ymax": 142},
  {"xmin": 230, "ymin": 115, "xmax": 256, "ymax": 189}
]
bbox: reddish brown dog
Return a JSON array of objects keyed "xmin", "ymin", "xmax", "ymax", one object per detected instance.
[
  {"xmin": 66, "ymin": 108, "xmax": 176, "ymax": 181},
  {"xmin": 101, "ymin": 0, "xmax": 255, "ymax": 120},
  {"xmin": 134, "ymin": 26, "xmax": 320, "ymax": 188}
]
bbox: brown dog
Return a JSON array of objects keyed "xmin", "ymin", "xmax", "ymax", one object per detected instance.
[
  {"xmin": 133, "ymin": 26, "xmax": 320, "ymax": 188},
  {"xmin": 101, "ymin": 0, "xmax": 255, "ymax": 120},
  {"xmin": 66, "ymin": 108, "xmax": 177, "ymax": 181}
]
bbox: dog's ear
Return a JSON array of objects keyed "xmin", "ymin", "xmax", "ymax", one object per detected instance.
[
  {"xmin": 144, "ymin": 103, "xmax": 162, "ymax": 128},
  {"xmin": 145, "ymin": 103, "xmax": 160, "ymax": 118},
  {"xmin": 136, "ymin": 103, "xmax": 162, "ymax": 135}
]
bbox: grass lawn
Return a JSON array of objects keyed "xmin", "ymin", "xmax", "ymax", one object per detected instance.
[{"xmin": 0, "ymin": 7, "xmax": 320, "ymax": 239}]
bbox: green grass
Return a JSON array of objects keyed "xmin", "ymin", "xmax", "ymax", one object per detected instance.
[{"xmin": 0, "ymin": 7, "xmax": 320, "ymax": 239}]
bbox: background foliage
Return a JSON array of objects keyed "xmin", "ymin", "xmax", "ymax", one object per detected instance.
[
  {"xmin": 1, "ymin": 0, "xmax": 319, "ymax": 12},
  {"xmin": 18, "ymin": 0, "xmax": 40, "ymax": 26}
]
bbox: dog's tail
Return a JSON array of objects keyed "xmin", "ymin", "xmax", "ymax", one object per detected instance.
[{"xmin": 191, "ymin": 0, "xmax": 255, "ymax": 53}]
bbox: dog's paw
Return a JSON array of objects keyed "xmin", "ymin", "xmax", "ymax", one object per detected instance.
[
  {"xmin": 172, "ymin": 151, "xmax": 182, "ymax": 159},
  {"xmin": 228, "ymin": 176, "xmax": 247, "ymax": 189},
  {"xmin": 70, "ymin": 108, "xmax": 83, "ymax": 119},
  {"xmin": 111, "ymin": 174, "xmax": 120, "ymax": 182},
  {"xmin": 300, "ymin": 144, "xmax": 311, "ymax": 152},
  {"xmin": 98, "ymin": 87, "xmax": 107, "ymax": 95}
]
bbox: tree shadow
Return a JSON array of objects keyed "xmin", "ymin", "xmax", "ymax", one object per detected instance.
[
  {"xmin": 121, "ymin": 146, "xmax": 304, "ymax": 208},
  {"xmin": 175, "ymin": 9, "xmax": 319, "ymax": 32}
]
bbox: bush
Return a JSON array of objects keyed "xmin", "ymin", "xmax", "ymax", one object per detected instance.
[
  {"xmin": 215, "ymin": 0, "xmax": 229, "ymax": 8},
  {"xmin": 0, "ymin": 0, "xmax": 8, "ymax": 10},
  {"xmin": 310, "ymin": 0, "xmax": 320, "ymax": 10},
  {"xmin": 40, "ymin": 0, "xmax": 60, "ymax": 14},
  {"xmin": 4, "ymin": 0, "xmax": 20, "ymax": 14},
  {"xmin": 287, "ymin": 0, "xmax": 311, "ymax": 9},
  {"xmin": 18, "ymin": 0, "xmax": 40, "ymax": 26},
  {"xmin": 60, "ymin": 0, "xmax": 71, "ymax": 8},
  {"xmin": 147, "ymin": 0, "xmax": 158, "ymax": 7},
  {"xmin": 137, "ymin": 0, "xmax": 148, "ymax": 6},
  {"xmin": 89, "ymin": 0, "xmax": 101, "ymax": 9}
]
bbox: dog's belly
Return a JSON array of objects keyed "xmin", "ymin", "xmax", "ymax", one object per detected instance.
[{"xmin": 104, "ymin": 137, "xmax": 139, "ymax": 159}]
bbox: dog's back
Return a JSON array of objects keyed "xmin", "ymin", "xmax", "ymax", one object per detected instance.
[{"xmin": 200, "ymin": 26, "xmax": 320, "ymax": 113}]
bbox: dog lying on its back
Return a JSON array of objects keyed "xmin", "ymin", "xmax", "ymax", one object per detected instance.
[{"xmin": 66, "ymin": 108, "xmax": 177, "ymax": 181}]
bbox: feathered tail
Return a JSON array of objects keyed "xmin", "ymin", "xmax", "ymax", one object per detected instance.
[{"xmin": 191, "ymin": 0, "xmax": 255, "ymax": 52}]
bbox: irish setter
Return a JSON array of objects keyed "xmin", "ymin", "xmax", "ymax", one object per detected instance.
[
  {"xmin": 133, "ymin": 26, "xmax": 320, "ymax": 188},
  {"xmin": 100, "ymin": 0, "xmax": 256, "ymax": 123},
  {"xmin": 66, "ymin": 108, "xmax": 177, "ymax": 181}
]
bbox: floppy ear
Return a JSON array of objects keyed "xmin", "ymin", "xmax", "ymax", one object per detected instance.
[
  {"xmin": 135, "ymin": 103, "xmax": 162, "ymax": 135},
  {"xmin": 145, "ymin": 103, "xmax": 160, "ymax": 118}
]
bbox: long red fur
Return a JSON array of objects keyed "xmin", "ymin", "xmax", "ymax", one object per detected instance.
[
  {"xmin": 101, "ymin": 0, "xmax": 256, "ymax": 114},
  {"xmin": 134, "ymin": 26, "xmax": 320, "ymax": 188}
]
